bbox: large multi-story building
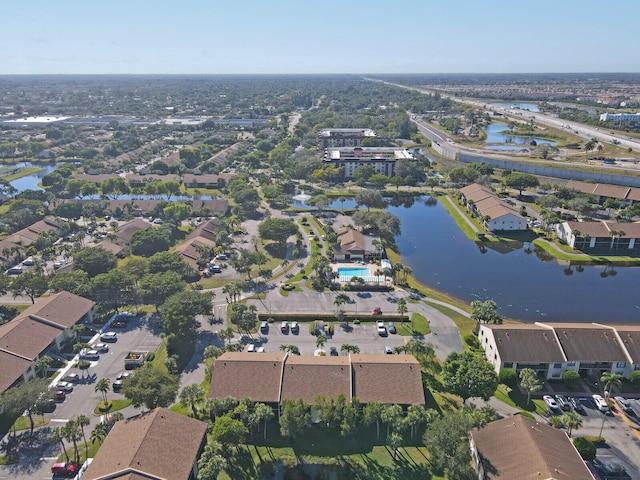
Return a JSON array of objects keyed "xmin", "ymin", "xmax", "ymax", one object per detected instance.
[
  {"xmin": 599, "ymin": 112, "xmax": 640, "ymax": 123},
  {"xmin": 317, "ymin": 128, "xmax": 376, "ymax": 149},
  {"xmin": 323, "ymin": 146, "xmax": 413, "ymax": 178}
]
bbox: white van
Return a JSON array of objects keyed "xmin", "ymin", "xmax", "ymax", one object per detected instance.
[{"xmin": 592, "ymin": 394, "xmax": 610, "ymax": 412}]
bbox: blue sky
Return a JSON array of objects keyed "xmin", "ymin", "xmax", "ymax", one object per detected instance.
[{"xmin": 2, "ymin": 0, "xmax": 638, "ymax": 74}]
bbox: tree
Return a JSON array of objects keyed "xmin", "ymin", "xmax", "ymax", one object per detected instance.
[
  {"xmin": 258, "ymin": 218, "xmax": 299, "ymax": 246},
  {"xmin": 34, "ymin": 355, "xmax": 53, "ymax": 378},
  {"xmin": 340, "ymin": 344, "xmax": 360, "ymax": 355},
  {"xmin": 49, "ymin": 427, "xmax": 70, "ymax": 463},
  {"xmin": 380, "ymin": 404, "xmax": 403, "ymax": 437},
  {"xmin": 62, "ymin": 419, "xmax": 81, "ymax": 464},
  {"xmin": 90, "ymin": 422, "xmax": 107, "ymax": 445},
  {"xmin": 162, "ymin": 290, "xmax": 213, "ymax": 338},
  {"xmin": 562, "ymin": 370, "xmax": 581, "ymax": 389},
  {"xmin": 90, "ymin": 269, "xmax": 135, "ymax": 312},
  {"xmin": 388, "ymin": 431, "xmax": 403, "ymax": 461},
  {"xmin": 197, "ymin": 441, "xmax": 227, "ymax": 480},
  {"xmin": 130, "ymin": 228, "xmax": 171, "ymax": 256},
  {"xmin": 49, "ymin": 270, "xmax": 90, "ymax": 296},
  {"xmin": 0, "ymin": 379, "xmax": 49, "ymax": 434},
  {"xmin": 122, "ymin": 364, "xmax": 179, "ymax": 411},
  {"xmin": 316, "ymin": 333, "xmax": 327, "ymax": 350},
  {"xmin": 600, "ymin": 372, "xmax": 623, "ymax": 396},
  {"xmin": 9, "ymin": 270, "xmax": 48, "ymax": 303},
  {"xmin": 396, "ymin": 297, "xmax": 408, "ymax": 318},
  {"xmin": 76, "ymin": 414, "xmax": 90, "ymax": 461},
  {"xmin": 363, "ymin": 401, "xmax": 384, "ymax": 438},
  {"xmin": 442, "ymin": 351, "xmax": 498, "ymax": 404},
  {"xmin": 180, "ymin": 384, "xmax": 205, "ymax": 417},
  {"xmin": 74, "ymin": 247, "xmax": 117, "ymax": 277},
  {"xmin": 138, "ymin": 271, "xmax": 185, "ymax": 312},
  {"xmin": 519, "ymin": 368, "xmax": 543, "ymax": 405},
  {"xmin": 563, "ymin": 411, "xmax": 583, "ymax": 437},
  {"xmin": 211, "ymin": 415, "xmax": 248, "ymax": 450},
  {"xmin": 504, "ymin": 172, "xmax": 539, "ymax": 196},
  {"xmin": 101, "ymin": 177, "xmax": 130, "ymax": 199},
  {"xmin": 251, "ymin": 402, "xmax": 275, "ymax": 440},
  {"xmin": 470, "ymin": 299, "xmax": 502, "ymax": 324},
  {"xmin": 95, "ymin": 378, "xmax": 111, "ymax": 405},
  {"xmin": 279, "ymin": 398, "xmax": 311, "ymax": 439},
  {"xmin": 573, "ymin": 436, "xmax": 596, "ymax": 461},
  {"xmin": 422, "ymin": 410, "xmax": 473, "ymax": 475},
  {"xmin": 355, "ymin": 189, "xmax": 386, "ymax": 212}
]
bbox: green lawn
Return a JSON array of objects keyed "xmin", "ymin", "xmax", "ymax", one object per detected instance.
[
  {"xmin": 399, "ymin": 312, "xmax": 430, "ymax": 336},
  {"xmin": 93, "ymin": 399, "xmax": 132, "ymax": 415},
  {"xmin": 11, "ymin": 415, "xmax": 49, "ymax": 432}
]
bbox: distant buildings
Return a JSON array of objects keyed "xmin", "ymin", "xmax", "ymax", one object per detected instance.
[
  {"xmin": 556, "ymin": 220, "xmax": 640, "ymax": 251},
  {"xmin": 323, "ymin": 146, "xmax": 413, "ymax": 178},
  {"xmin": 458, "ymin": 184, "xmax": 528, "ymax": 232},
  {"xmin": 566, "ymin": 180, "xmax": 640, "ymax": 206},
  {"xmin": 599, "ymin": 112, "xmax": 640, "ymax": 123},
  {"xmin": 317, "ymin": 128, "xmax": 377, "ymax": 149}
]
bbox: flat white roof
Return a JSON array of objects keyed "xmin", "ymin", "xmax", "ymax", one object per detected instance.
[{"xmin": 3, "ymin": 116, "xmax": 69, "ymax": 124}]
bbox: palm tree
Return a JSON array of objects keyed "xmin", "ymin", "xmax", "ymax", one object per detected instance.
[
  {"xmin": 180, "ymin": 384, "xmax": 205, "ymax": 417},
  {"xmin": 90, "ymin": 422, "xmax": 107, "ymax": 445},
  {"xmin": 600, "ymin": 372, "xmax": 623, "ymax": 397},
  {"xmin": 62, "ymin": 419, "xmax": 81, "ymax": 465},
  {"xmin": 340, "ymin": 344, "xmax": 360, "ymax": 355},
  {"xmin": 49, "ymin": 427, "xmax": 70, "ymax": 463},
  {"xmin": 34, "ymin": 356, "xmax": 53, "ymax": 378},
  {"xmin": 563, "ymin": 411, "xmax": 583, "ymax": 437},
  {"xmin": 251, "ymin": 402, "xmax": 275, "ymax": 440},
  {"xmin": 95, "ymin": 378, "xmax": 111, "ymax": 413},
  {"xmin": 585, "ymin": 140, "xmax": 596, "ymax": 157},
  {"xmin": 396, "ymin": 297, "xmax": 408, "ymax": 320},
  {"xmin": 76, "ymin": 414, "xmax": 90, "ymax": 461},
  {"xmin": 316, "ymin": 334, "xmax": 327, "ymax": 350}
]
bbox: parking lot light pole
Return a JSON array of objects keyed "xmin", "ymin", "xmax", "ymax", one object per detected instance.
[{"xmin": 599, "ymin": 411, "xmax": 608, "ymax": 437}]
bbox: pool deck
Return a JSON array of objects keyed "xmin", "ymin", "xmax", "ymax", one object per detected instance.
[{"xmin": 332, "ymin": 261, "xmax": 390, "ymax": 284}]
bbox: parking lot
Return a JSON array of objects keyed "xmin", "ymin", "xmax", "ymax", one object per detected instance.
[{"xmin": 0, "ymin": 314, "xmax": 163, "ymax": 480}]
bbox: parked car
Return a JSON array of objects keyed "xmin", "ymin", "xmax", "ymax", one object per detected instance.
[
  {"xmin": 257, "ymin": 346, "xmax": 265, "ymax": 353},
  {"xmin": 592, "ymin": 394, "xmax": 610, "ymax": 412},
  {"xmin": 117, "ymin": 372, "xmax": 131, "ymax": 381},
  {"xmin": 247, "ymin": 343, "xmax": 256, "ymax": 353},
  {"xmin": 388, "ymin": 321, "xmax": 397, "ymax": 334},
  {"xmin": 93, "ymin": 342, "xmax": 109, "ymax": 353},
  {"xmin": 54, "ymin": 381, "xmax": 73, "ymax": 393},
  {"xmin": 543, "ymin": 395, "xmax": 559, "ymax": 412},
  {"xmin": 54, "ymin": 390, "xmax": 66, "ymax": 401},
  {"xmin": 281, "ymin": 321, "xmax": 289, "ymax": 333},
  {"xmin": 592, "ymin": 458, "xmax": 632, "ymax": 479},
  {"xmin": 329, "ymin": 347, "xmax": 338, "ymax": 356},
  {"xmin": 384, "ymin": 346, "xmax": 393, "ymax": 354},
  {"xmin": 80, "ymin": 349, "xmax": 99, "ymax": 360},
  {"xmin": 260, "ymin": 321, "xmax": 269, "ymax": 333},
  {"xmin": 61, "ymin": 373, "xmax": 80, "ymax": 384},
  {"xmin": 51, "ymin": 462, "xmax": 79, "ymax": 477},
  {"xmin": 101, "ymin": 332, "xmax": 118, "ymax": 342},
  {"xmin": 291, "ymin": 321, "xmax": 299, "ymax": 333},
  {"xmin": 112, "ymin": 379, "xmax": 124, "ymax": 392},
  {"xmin": 372, "ymin": 306, "xmax": 382, "ymax": 315},
  {"xmin": 569, "ymin": 397, "xmax": 585, "ymax": 412},
  {"xmin": 377, "ymin": 321, "xmax": 387, "ymax": 336},
  {"xmin": 615, "ymin": 396, "xmax": 633, "ymax": 414},
  {"xmin": 111, "ymin": 319, "xmax": 128, "ymax": 328},
  {"xmin": 555, "ymin": 395, "xmax": 570, "ymax": 410}
]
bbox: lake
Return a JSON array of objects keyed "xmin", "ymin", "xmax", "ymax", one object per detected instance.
[
  {"xmin": 492, "ymin": 102, "xmax": 540, "ymax": 112},
  {"xmin": 484, "ymin": 123, "xmax": 556, "ymax": 147},
  {"xmin": 389, "ymin": 197, "xmax": 640, "ymax": 323}
]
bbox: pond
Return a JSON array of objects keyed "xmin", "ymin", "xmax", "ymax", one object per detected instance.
[
  {"xmin": 492, "ymin": 102, "xmax": 540, "ymax": 112},
  {"xmin": 484, "ymin": 123, "xmax": 556, "ymax": 147},
  {"xmin": 388, "ymin": 197, "xmax": 640, "ymax": 323},
  {"xmin": 6, "ymin": 162, "xmax": 56, "ymax": 191}
]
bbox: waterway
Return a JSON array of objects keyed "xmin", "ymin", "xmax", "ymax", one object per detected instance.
[
  {"xmin": 492, "ymin": 102, "xmax": 540, "ymax": 112},
  {"xmin": 388, "ymin": 196, "xmax": 640, "ymax": 323},
  {"xmin": 484, "ymin": 123, "xmax": 556, "ymax": 147}
]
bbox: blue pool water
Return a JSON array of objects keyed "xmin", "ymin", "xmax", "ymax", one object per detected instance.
[{"xmin": 337, "ymin": 267, "xmax": 370, "ymax": 277}]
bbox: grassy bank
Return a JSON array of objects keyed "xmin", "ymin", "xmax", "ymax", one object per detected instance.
[{"xmin": 0, "ymin": 167, "xmax": 42, "ymax": 182}]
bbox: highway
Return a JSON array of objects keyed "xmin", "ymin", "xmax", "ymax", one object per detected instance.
[{"xmin": 367, "ymin": 77, "xmax": 640, "ymax": 154}]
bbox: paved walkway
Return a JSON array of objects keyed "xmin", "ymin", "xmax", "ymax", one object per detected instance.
[{"xmin": 440, "ymin": 195, "xmax": 479, "ymax": 234}]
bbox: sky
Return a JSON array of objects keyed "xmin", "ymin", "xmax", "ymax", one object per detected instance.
[{"xmin": 2, "ymin": 0, "xmax": 639, "ymax": 75}]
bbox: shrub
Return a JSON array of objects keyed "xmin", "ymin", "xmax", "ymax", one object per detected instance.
[
  {"xmin": 464, "ymin": 333, "xmax": 480, "ymax": 350},
  {"xmin": 498, "ymin": 369, "xmax": 518, "ymax": 387},
  {"xmin": 630, "ymin": 371, "xmax": 640, "ymax": 386},
  {"xmin": 562, "ymin": 370, "xmax": 581, "ymax": 388},
  {"xmin": 146, "ymin": 352, "xmax": 155, "ymax": 362},
  {"xmin": 573, "ymin": 437, "xmax": 596, "ymax": 461},
  {"xmin": 582, "ymin": 435, "xmax": 606, "ymax": 447}
]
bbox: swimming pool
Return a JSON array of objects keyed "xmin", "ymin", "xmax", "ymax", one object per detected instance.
[{"xmin": 337, "ymin": 267, "xmax": 370, "ymax": 277}]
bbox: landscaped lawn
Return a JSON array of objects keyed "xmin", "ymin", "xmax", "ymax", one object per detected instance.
[{"xmin": 93, "ymin": 399, "xmax": 132, "ymax": 415}]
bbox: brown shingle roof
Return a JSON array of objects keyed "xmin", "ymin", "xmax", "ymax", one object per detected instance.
[
  {"xmin": 280, "ymin": 356, "xmax": 351, "ymax": 404},
  {"xmin": 471, "ymin": 415, "xmax": 595, "ymax": 479},
  {"xmin": 24, "ymin": 291, "xmax": 95, "ymax": 329},
  {"xmin": 0, "ymin": 350, "xmax": 32, "ymax": 393},
  {"xmin": 83, "ymin": 408, "xmax": 207, "ymax": 480},
  {"xmin": 351, "ymin": 354, "xmax": 425, "ymax": 405},
  {"xmin": 0, "ymin": 316, "xmax": 62, "ymax": 360},
  {"xmin": 116, "ymin": 218, "xmax": 152, "ymax": 244},
  {"xmin": 613, "ymin": 326, "xmax": 640, "ymax": 364},
  {"xmin": 550, "ymin": 324, "xmax": 628, "ymax": 362},
  {"xmin": 486, "ymin": 325, "xmax": 566, "ymax": 363},
  {"xmin": 209, "ymin": 352, "xmax": 286, "ymax": 404}
]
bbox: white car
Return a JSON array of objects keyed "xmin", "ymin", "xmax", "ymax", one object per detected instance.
[
  {"xmin": 592, "ymin": 394, "xmax": 610, "ymax": 412},
  {"xmin": 247, "ymin": 343, "xmax": 256, "ymax": 353},
  {"xmin": 54, "ymin": 381, "xmax": 73, "ymax": 392},
  {"xmin": 93, "ymin": 343, "xmax": 109, "ymax": 353},
  {"xmin": 543, "ymin": 395, "xmax": 559, "ymax": 411},
  {"xmin": 80, "ymin": 349, "xmax": 100, "ymax": 360},
  {"xmin": 377, "ymin": 321, "xmax": 387, "ymax": 336},
  {"xmin": 100, "ymin": 332, "xmax": 118, "ymax": 342}
]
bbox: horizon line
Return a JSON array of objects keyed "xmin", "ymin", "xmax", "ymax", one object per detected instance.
[{"xmin": 1, "ymin": 72, "xmax": 640, "ymax": 76}]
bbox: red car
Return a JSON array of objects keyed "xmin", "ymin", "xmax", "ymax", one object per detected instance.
[
  {"xmin": 51, "ymin": 462, "xmax": 78, "ymax": 477},
  {"xmin": 372, "ymin": 307, "xmax": 382, "ymax": 315}
]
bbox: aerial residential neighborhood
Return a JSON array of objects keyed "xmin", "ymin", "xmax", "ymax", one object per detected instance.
[{"xmin": 1, "ymin": 10, "xmax": 640, "ymax": 477}]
